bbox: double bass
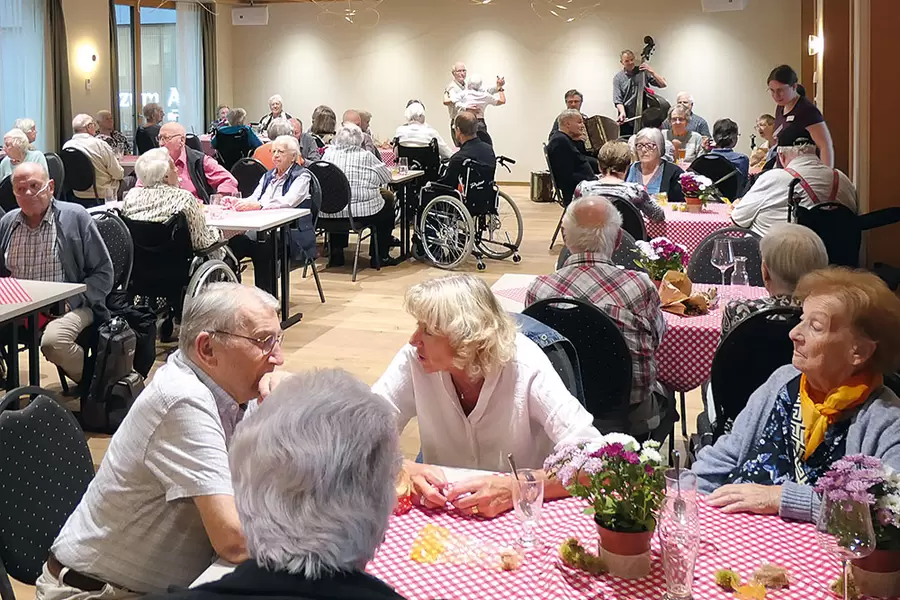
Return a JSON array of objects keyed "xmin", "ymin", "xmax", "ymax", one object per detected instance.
[{"xmin": 632, "ymin": 35, "xmax": 670, "ymax": 129}]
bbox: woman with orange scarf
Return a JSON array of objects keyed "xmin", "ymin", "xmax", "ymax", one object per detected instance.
[{"xmin": 692, "ymin": 267, "xmax": 900, "ymax": 523}]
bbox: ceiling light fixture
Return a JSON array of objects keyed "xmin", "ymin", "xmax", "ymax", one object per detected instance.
[
  {"xmin": 311, "ymin": 0, "xmax": 383, "ymax": 28},
  {"xmin": 530, "ymin": 0, "xmax": 600, "ymax": 23}
]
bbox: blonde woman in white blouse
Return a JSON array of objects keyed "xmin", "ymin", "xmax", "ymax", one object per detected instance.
[{"xmin": 372, "ymin": 274, "xmax": 603, "ymax": 519}]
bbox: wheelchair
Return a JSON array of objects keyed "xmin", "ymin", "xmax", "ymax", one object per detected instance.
[
  {"xmin": 118, "ymin": 212, "xmax": 240, "ymax": 339},
  {"xmin": 414, "ymin": 155, "xmax": 523, "ymax": 271}
]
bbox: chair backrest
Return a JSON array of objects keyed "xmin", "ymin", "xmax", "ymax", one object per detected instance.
[
  {"xmin": 214, "ymin": 129, "xmax": 252, "ymax": 171},
  {"xmin": 185, "ymin": 133, "xmax": 203, "ymax": 153},
  {"xmin": 94, "ymin": 211, "xmax": 133, "ymax": 291},
  {"xmin": 686, "ymin": 227, "xmax": 763, "ymax": 286},
  {"xmin": 794, "ymin": 202, "xmax": 861, "ymax": 268},
  {"xmin": 230, "ymin": 157, "xmax": 268, "ymax": 198},
  {"xmin": 119, "ymin": 212, "xmax": 194, "ymax": 296},
  {"xmin": 541, "ymin": 143, "xmax": 565, "ymax": 206},
  {"xmin": 689, "ymin": 153, "xmax": 740, "ymax": 201},
  {"xmin": 513, "ymin": 313, "xmax": 585, "ymax": 405},
  {"xmin": 0, "ymin": 176, "xmax": 15, "ymax": 213},
  {"xmin": 555, "ymin": 229, "xmax": 645, "ymax": 274},
  {"xmin": 610, "ymin": 196, "xmax": 647, "ymax": 241},
  {"xmin": 307, "ymin": 160, "xmax": 351, "ymax": 217},
  {"xmin": 307, "ymin": 170, "xmax": 322, "ymax": 225},
  {"xmin": 0, "ymin": 389, "xmax": 94, "ymax": 585},
  {"xmin": 709, "ymin": 305, "xmax": 801, "ymax": 439},
  {"xmin": 44, "ymin": 152, "xmax": 66, "ymax": 200},
  {"xmin": 523, "ymin": 297, "xmax": 632, "ymax": 430},
  {"xmin": 395, "ymin": 139, "xmax": 441, "ymax": 183},
  {"xmin": 60, "ymin": 147, "xmax": 97, "ymax": 193}
]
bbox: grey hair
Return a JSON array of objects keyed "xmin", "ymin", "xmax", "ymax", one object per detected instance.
[
  {"xmin": 676, "ymin": 92, "xmax": 694, "ymax": 104},
  {"xmin": 179, "ymin": 282, "xmax": 279, "ymax": 354},
  {"xmin": 635, "ymin": 127, "xmax": 666, "ymax": 156},
  {"xmin": 760, "ymin": 223, "xmax": 828, "ymax": 293},
  {"xmin": 3, "ymin": 129, "xmax": 29, "ymax": 152},
  {"xmin": 557, "ymin": 109, "xmax": 582, "ymax": 128},
  {"xmin": 14, "ymin": 118, "xmax": 36, "ymax": 135},
  {"xmin": 562, "ymin": 195, "xmax": 623, "ymax": 256},
  {"xmin": 668, "ymin": 104, "xmax": 690, "ymax": 120},
  {"xmin": 72, "ymin": 114, "xmax": 95, "ymax": 133},
  {"xmin": 134, "ymin": 148, "xmax": 171, "ymax": 187},
  {"xmin": 230, "ymin": 368, "xmax": 400, "ymax": 577},
  {"xmin": 333, "ymin": 122, "xmax": 364, "ymax": 148},
  {"xmin": 777, "ymin": 142, "xmax": 818, "ymax": 158},
  {"xmin": 468, "ymin": 74, "xmax": 484, "ymax": 91},
  {"xmin": 405, "ymin": 102, "xmax": 426, "ymax": 124},
  {"xmin": 227, "ymin": 108, "xmax": 247, "ymax": 127},
  {"xmin": 272, "ymin": 135, "xmax": 300, "ymax": 159},
  {"xmin": 268, "ymin": 94, "xmax": 283, "ymax": 106},
  {"xmin": 266, "ymin": 117, "xmax": 293, "ymax": 139}
]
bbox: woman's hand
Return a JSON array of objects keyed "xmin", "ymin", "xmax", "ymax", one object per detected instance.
[
  {"xmin": 445, "ymin": 475, "xmax": 514, "ymax": 519},
  {"xmin": 234, "ymin": 200, "xmax": 262, "ymax": 212},
  {"xmin": 258, "ymin": 371, "xmax": 292, "ymax": 402},
  {"xmin": 405, "ymin": 461, "xmax": 449, "ymax": 509},
  {"xmin": 707, "ymin": 483, "xmax": 782, "ymax": 515}
]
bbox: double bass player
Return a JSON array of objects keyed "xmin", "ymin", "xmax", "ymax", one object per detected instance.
[{"xmin": 613, "ymin": 49, "xmax": 668, "ymax": 137}]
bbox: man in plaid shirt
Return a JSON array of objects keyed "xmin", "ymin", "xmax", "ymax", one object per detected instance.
[{"xmin": 526, "ymin": 195, "xmax": 667, "ymax": 437}]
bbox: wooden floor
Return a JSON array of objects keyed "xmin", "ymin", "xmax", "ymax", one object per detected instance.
[{"xmin": 10, "ymin": 186, "xmax": 703, "ymax": 598}]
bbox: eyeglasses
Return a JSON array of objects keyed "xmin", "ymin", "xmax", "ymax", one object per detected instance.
[
  {"xmin": 211, "ymin": 330, "xmax": 284, "ymax": 355},
  {"xmin": 14, "ymin": 180, "xmax": 51, "ymax": 197},
  {"xmin": 158, "ymin": 134, "xmax": 185, "ymax": 144},
  {"xmin": 635, "ymin": 143, "xmax": 658, "ymax": 152}
]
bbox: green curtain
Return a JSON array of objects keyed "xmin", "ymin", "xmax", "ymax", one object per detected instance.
[
  {"xmin": 108, "ymin": 0, "xmax": 120, "ymax": 129},
  {"xmin": 47, "ymin": 0, "xmax": 72, "ymax": 150},
  {"xmin": 200, "ymin": 5, "xmax": 217, "ymax": 127}
]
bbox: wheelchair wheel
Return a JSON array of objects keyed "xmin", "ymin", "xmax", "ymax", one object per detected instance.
[
  {"xmin": 420, "ymin": 194, "xmax": 475, "ymax": 270},
  {"xmin": 185, "ymin": 259, "xmax": 239, "ymax": 299},
  {"xmin": 475, "ymin": 190, "xmax": 524, "ymax": 260}
]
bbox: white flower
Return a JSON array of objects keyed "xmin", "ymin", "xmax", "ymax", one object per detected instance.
[
  {"xmin": 694, "ymin": 174, "xmax": 713, "ymax": 187},
  {"xmin": 635, "ymin": 240, "xmax": 658, "ymax": 261},
  {"xmin": 640, "ymin": 448, "xmax": 662, "ymax": 465},
  {"xmin": 603, "ymin": 432, "xmax": 640, "ymax": 452}
]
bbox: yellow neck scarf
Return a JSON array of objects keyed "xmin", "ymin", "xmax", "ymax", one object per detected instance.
[{"xmin": 799, "ymin": 371, "xmax": 882, "ymax": 460}]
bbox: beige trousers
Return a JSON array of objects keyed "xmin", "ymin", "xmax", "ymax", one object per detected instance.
[
  {"xmin": 35, "ymin": 563, "xmax": 141, "ymax": 600},
  {"xmin": 41, "ymin": 307, "xmax": 94, "ymax": 382}
]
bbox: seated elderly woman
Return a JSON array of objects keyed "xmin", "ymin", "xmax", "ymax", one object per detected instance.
[
  {"xmin": 321, "ymin": 123, "xmax": 394, "ymax": 268},
  {"xmin": 394, "ymin": 102, "xmax": 453, "ymax": 161},
  {"xmin": 252, "ymin": 118, "xmax": 298, "ymax": 171},
  {"xmin": 212, "ymin": 108, "xmax": 263, "ymax": 152},
  {"xmin": 574, "ymin": 141, "xmax": 664, "ymax": 223},
  {"xmin": 709, "ymin": 118, "xmax": 750, "ymax": 192},
  {"xmin": 663, "ymin": 105, "xmax": 705, "ymax": 163},
  {"xmin": 626, "ymin": 127, "xmax": 685, "ymax": 203},
  {"xmin": 149, "ymin": 369, "xmax": 407, "ymax": 600},
  {"xmin": 693, "ymin": 267, "xmax": 900, "ymax": 523},
  {"xmin": 310, "ymin": 105, "xmax": 337, "ymax": 147},
  {"xmin": 227, "ymin": 135, "xmax": 314, "ymax": 290},
  {"xmin": 257, "ymin": 94, "xmax": 293, "ymax": 133},
  {"xmin": 373, "ymin": 274, "xmax": 603, "ymax": 519},
  {"xmin": 134, "ymin": 102, "xmax": 165, "ymax": 155},
  {"xmin": 0, "ymin": 128, "xmax": 48, "ymax": 180},
  {"xmin": 720, "ymin": 223, "xmax": 827, "ymax": 340},
  {"xmin": 13, "ymin": 117, "xmax": 38, "ymax": 148}
]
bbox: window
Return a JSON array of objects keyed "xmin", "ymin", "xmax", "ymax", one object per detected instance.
[
  {"xmin": 0, "ymin": 0, "xmax": 46, "ymax": 150},
  {"xmin": 115, "ymin": 1, "xmax": 204, "ymax": 141}
]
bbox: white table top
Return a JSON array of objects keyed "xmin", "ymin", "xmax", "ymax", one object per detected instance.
[
  {"xmin": 189, "ymin": 466, "xmax": 490, "ymax": 588},
  {"xmin": 0, "ymin": 280, "xmax": 87, "ymax": 323},
  {"xmin": 205, "ymin": 208, "xmax": 310, "ymax": 232},
  {"xmin": 390, "ymin": 170, "xmax": 424, "ymax": 185}
]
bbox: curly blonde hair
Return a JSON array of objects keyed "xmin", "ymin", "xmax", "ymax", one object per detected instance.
[{"xmin": 404, "ymin": 274, "xmax": 517, "ymax": 379}]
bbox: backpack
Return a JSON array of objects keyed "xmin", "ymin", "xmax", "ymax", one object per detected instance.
[{"xmin": 81, "ymin": 317, "xmax": 145, "ymax": 432}]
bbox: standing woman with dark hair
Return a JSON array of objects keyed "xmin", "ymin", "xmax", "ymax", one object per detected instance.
[{"xmin": 767, "ymin": 64, "xmax": 834, "ymax": 167}]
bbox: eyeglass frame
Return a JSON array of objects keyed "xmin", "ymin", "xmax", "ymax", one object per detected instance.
[
  {"xmin": 635, "ymin": 142, "xmax": 659, "ymax": 152},
  {"xmin": 14, "ymin": 179, "xmax": 52, "ymax": 197},
  {"xmin": 209, "ymin": 330, "xmax": 284, "ymax": 355}
]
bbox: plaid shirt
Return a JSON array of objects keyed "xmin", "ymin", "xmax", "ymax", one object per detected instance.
[
  {"xmin": 525, "ymin": 252, "xmax": 667, "ymax": 435},
  {"xmin": 6, "ymin": 209, "xmax": 65, "ymax": 283},
  {"xmin": 321, "ymin": 145, "xmax": 391, "ymax": 218}
]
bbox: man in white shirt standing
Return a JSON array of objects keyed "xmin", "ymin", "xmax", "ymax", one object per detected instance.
[
  {"xmin": 37, "ymin": 283, "xmax": 286, "ymax": 600},
  {"xmin": 731, "ymin": 137, "xmax": 857, "ymax": 237},
  {"xmin": 62, "ymin": 114, "xmax": 124, "ymax": 205},
  {"xmin": 442, "ymin": 61, "xmax": 503, "ymax": 145}
]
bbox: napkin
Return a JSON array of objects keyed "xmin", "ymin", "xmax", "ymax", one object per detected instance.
[{"xmin": 657, "ymin": 271, "xmax": 718, "ymax": 316}]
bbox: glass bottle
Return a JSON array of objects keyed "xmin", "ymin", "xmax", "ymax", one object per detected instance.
[{"xmin": 730, "ymin": 255, "xmax": 750, "ymax": 286}]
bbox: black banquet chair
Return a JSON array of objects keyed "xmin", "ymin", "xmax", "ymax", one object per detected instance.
[
  {"xmin": 541, "ymin": 143, "xmax": 567, "ymax": 250},
  {"xmin": 610, "ymin": 196, "xmax": 647, "ymax": 241},
  {"xmin": 60, "ymin": 147, "xmax": 101, "ymax": 208},
  {"xmin": 689, "ymin": 153, "xmax": 742, "ymax": 201},
  {"xmin": 0, "ymin": 388, "xmax": 94, "ymax": 599},
  {"xmin": 185, "ymin": 133, "xmax": 204, "ymax": 153},
  {"xmin": 44, "ymin": 152, "xmax": 66, "ymax": 200},
  {"xmin": 687, "ymin": 227, "xmax": 763, "ymax": 286},
  {"xmin": 230, "ymin": 157, "xmax": 268, "ymax": 199},
  {"xmin": 0, "ymin": 177, "xmax": 14, "ymax": 214},
  {"xmin": 213, "ymin": 129, "xmax": 253, "ymax": 171}
]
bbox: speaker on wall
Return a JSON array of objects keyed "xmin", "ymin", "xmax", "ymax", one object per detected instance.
[
  {"xmin": 701, "ymin": 0, "xmax": 749, "ymax": 12},
  {"xmin": 232, "ymin": 6, "xmax": 269, "ymax": 26}
]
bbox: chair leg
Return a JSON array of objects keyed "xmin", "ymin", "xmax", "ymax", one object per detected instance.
[
  {"xmin": 57, "ymin": 366, "xmax": 70, "ymax": 395},
  {"xmin": 310, "ymin": 260, "xmax": 325, "ymax": 303},
  {"xmin": 549, "ymin": 211, "xmax": 564, "ymax": 249},
  {"xmin": 352, "ymin": 233, "xmax": 362, "ymax": 283},
  {"xmin": 679, "ymin": 391, "xmax": 688, "ymax": 439}
]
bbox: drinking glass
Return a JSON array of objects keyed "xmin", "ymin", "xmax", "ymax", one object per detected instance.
[
  {"xmin": 210, "ymin": 194, "xmax": 223, "ymax": 206},
  {"xmin": 659, "ymin": 469, "xmax": 701, "ymax": 600},
  {"xmin": 398, "ymin": 157, "xmax": 409, "ymax": 176},
  {"xmin": 815, "ymin": 493, "xmax": 876, "ymax": 600},
  {"xmin": 730, "ymin": 256, "xmax": 750, "ymax": 286},
  {"xmin": 512, "ymin": 469, "xmax": 544, "ymax": 549},
  {"xmin": 710, "ymin": 238, "xmax": 735, "ymax": 286}
]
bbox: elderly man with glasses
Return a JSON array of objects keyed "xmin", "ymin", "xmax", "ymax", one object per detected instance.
[
  {"xmin": 661, "ymin": 92, "xmax": 711, "ymax": 138},
  {"xmin": 442, "ymin": 61, "xmax": 503, "ymax": 146},
  {"xmin": 38, "ymin": 283, "xmax": 286, "ymax": 600}
]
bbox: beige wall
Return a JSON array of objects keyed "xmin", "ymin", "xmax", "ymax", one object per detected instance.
[
  {"xmin": 227, "ymin": 0, "xmax": 802, "ymax": 181},
  {"xmin": 216, "ymin": 7, "xmax": 234, "ymax": 107},
  {"xmin": 64, "ymin": 0, "xmax": 112, "ymax": 118}
]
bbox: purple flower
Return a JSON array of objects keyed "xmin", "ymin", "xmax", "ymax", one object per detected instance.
[
  {"xmin": 592, "ymin": 442, "xmax": 624, "ymax": 460},
  {"xmin": 623, "ymin": 451, "xmax": 641, "ymax": 465},
  {"xmin": 878, "ymin": 509, "xmax": 893, "ymax": 526},
  {"xmin": 582, "ymin": 457, "xmax": 605, "ymax": 476},
  {"xmin": 557, "ymin": 464, "xmax": 577, "ymax": 487},
  {"xmin": 645, "ymin": 464, "xmax": 655, "ymax": 474}
]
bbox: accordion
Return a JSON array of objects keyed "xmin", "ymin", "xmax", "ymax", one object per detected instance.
[{"xmin": 583, "ymin": 115, "xmax": 620, "ymax": 152}]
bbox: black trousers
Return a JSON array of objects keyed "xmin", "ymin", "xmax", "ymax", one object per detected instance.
[
  {"xmin": 475, "ymin": 118, "xmax": 493, "ymax": 146},
  {"xmin": 329, "ymin": 192, "xmax": 395, "ymax": 261},
  {"xmin": 228, "ymin": 233, "xmax": 275, "ymax": 292}
]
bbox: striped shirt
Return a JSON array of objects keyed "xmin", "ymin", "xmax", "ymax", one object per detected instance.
[
  {"xmin": 5, "ymin": 209, "xmax": 65, "ymax": 282},
  {"xmin": 51, "ymin": 351, "xmax": 241, "ymax": 594},
  {"xmin": 321, "ymin": 145, "xmax": 391, "ymax": 218}
]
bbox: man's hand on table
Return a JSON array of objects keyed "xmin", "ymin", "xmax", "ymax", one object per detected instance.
[
  {"xmin": 446, "ymin": 475, "xmax": 514, "ymax": 519},
  {"xmin": 707, "ymin": 483, "xmax": 781, "ymax": 515},
  {"xmin": 405, "ymin": 461, "xmax": 449, "ymax": 509}
]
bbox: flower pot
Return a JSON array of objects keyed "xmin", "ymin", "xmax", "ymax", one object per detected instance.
[
  {"xmin": 851, "ymin": 550, "xmax": 900, "ymax": 598},
  {"xmin": 596, "ymin": 521, "xmax": 653, "ymax": 579},
  {"xmin": 684, "ymin": 196, "xmax": 703, "ymax": 213}
]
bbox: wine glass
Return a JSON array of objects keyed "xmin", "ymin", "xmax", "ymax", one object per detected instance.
[
  {"xmin": 710, "ymin": 238, "xmax": 735, "ymax": 286},
  {"xmin": 512, "ymin": 469, "xmax": 544, "ymax": 550},
  {"xmin": 815, "ymin": 493, "xmax": 876, "ymax": 600}
]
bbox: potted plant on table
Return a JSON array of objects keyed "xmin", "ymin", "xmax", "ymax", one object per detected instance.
[
  {"xmin": 633, "ymin": 237, "xmax": 688, "ymax": 287},
  {"xmin": 544, "ymin": 435, "xmax": 666, "ymax": 579},
  {"xmin": 679, "ymin": 172, "xmax": 721, "ymax": 212},
  {"xmin": 815, "ymin": 455, "xmax": 900, "ymax": 598}
]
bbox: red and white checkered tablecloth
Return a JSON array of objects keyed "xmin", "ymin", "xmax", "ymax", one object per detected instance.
[
  {"xmin": 367, "ymin": 495, "xmax": 840, "ymax": 600},
  {"xmin": 644, "ymin": 204, "xmax": 733, "ymax": 257},
  {"xmin": 0, "ymin": 278, "xmax": 31, "ymax": 304},
  {"xmin": 380, "ymin": 147, "xmax": 397, "ymax": 166}
]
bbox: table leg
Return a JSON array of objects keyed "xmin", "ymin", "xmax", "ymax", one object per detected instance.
[
  {"xmin": 398, "ymin": 182, "xmax": 410, "ymax": 260},
  {"xmin": 26, "ymin": 313, "xmax": 40, "ymax": 386},
  {"xmin": 6, "ymin": 321, "xmax": 19, "ymax": 390},
  {"xmin": 276, "ymin": 224, "xmax": 303, "ymax": 330}
]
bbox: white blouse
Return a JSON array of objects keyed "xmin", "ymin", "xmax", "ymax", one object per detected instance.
[{"xmin": 372, "ymin": 333, "xmax": 602, "ymax": 471}]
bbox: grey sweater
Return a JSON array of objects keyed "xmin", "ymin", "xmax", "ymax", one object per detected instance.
[{"xmin": 692, "ymin": 364, "xmax": 900, "ymax": 523}]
